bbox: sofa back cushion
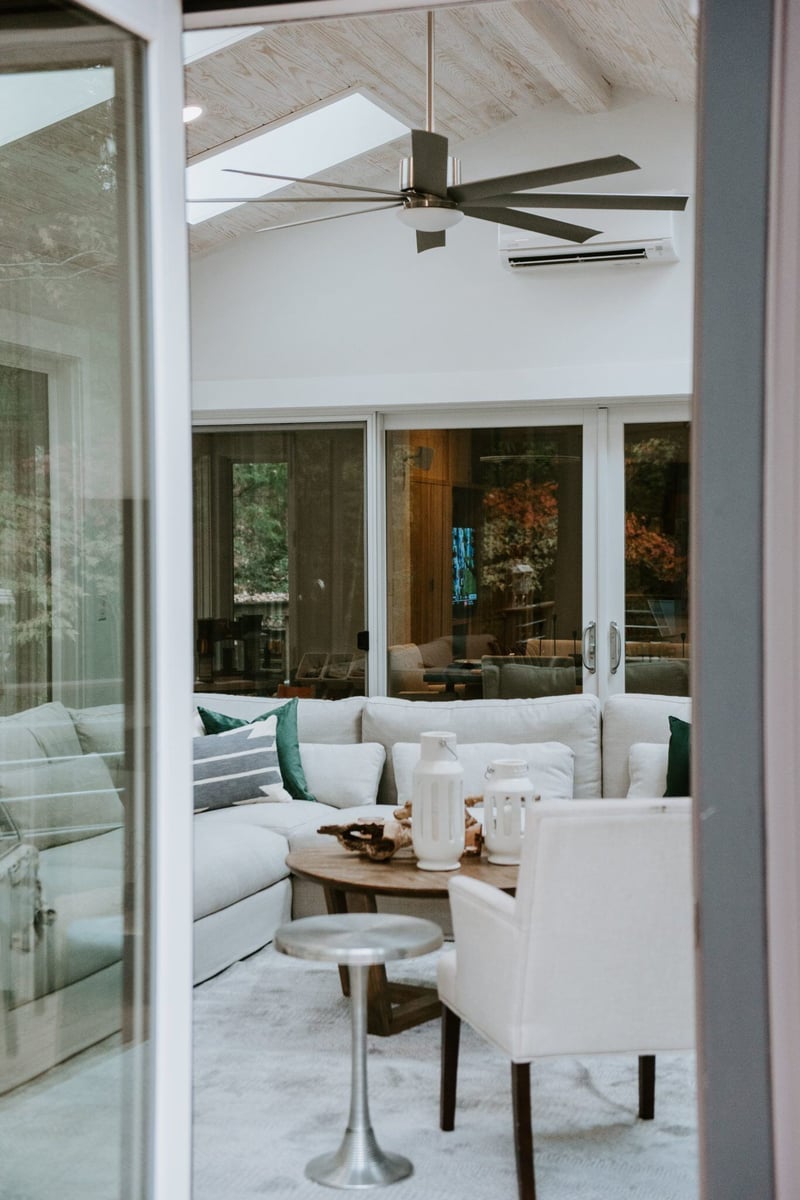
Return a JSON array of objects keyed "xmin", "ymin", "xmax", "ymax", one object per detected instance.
[
  {"xmin": 193, "ymin": 693, "xmax": 365, "ymax": 744},
  {"xmin": 68, "ymin": 703, "xmax": 125, "ymax": 791},
  {"xmin": 392, "ymin": 739, "xmax": 575, "ymax": 805},
  {"xmin": 480, "ymin": 659, "xmax": 577, "ymax": 700},
  {"xmin": 0, "ymin": 700, "xmax": 83, "ymax": 767},
  {"xmin": 363, "ymin": 694, "xmax": 601, "ymax": 806},
  {"xmin": 0, "ymin": 753, "xmax": 123, "ymax": 850},
  {"xmin": 298, "ymin": 742, "xmax": 386, "ymax": 809},
  {"xmin": 602, "ymin": 693, "xmax": 692, "ymax": 798}
]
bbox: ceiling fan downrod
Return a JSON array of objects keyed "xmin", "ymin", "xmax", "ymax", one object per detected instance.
[{"xmin": 426, "ymin": 10, "xmax": 435, "ymax": 134}]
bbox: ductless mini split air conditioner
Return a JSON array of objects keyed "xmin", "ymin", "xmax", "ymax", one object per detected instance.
[{"xmin": 498, "ymin": 204, "xmax": 680, "ymax": 270}]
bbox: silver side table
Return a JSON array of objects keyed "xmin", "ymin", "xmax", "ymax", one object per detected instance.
[{"xmin": 274, "ymin": 911, "xmax": 443, "ymax": 1189}]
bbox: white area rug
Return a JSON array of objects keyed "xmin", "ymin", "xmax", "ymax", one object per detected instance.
[{"xmin": 193, "ymin": 945, "xmax": 699, "ymax": 1200}]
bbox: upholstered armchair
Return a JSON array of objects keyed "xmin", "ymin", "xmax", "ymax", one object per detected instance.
[{"xmin": 437, "ymin": 798, "xmax": 695, "ymax": 1200}]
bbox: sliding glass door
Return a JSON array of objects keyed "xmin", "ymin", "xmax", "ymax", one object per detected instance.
[
  {"xmin": 0, "ymin": 6, "xmax": 154, "ymax": 1198},
  {"xmin": 385, "ymin": 403, "xmax": 690, "ymax": 704}
]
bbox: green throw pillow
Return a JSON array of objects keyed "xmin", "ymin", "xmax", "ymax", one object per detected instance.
[
  {"xmin": 664, "ymin": 714, "xmax": 691, "ymax": 797},
  {"xmin": 197, "ymin": 697, "xmax": 316, "ymax": 802}
]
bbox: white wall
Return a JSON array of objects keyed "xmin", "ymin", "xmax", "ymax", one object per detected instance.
[{"xmin": 190, "ymin": 90, "xmax": 695, "ymax": 415}]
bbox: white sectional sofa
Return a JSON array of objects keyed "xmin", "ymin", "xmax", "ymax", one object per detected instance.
[{"xmin": 0, "ymin": 689, "xmax": 691, "ymax": 1094}]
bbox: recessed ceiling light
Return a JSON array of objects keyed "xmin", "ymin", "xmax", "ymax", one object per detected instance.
[
  {"xmin": 183, "ymin": 104, "xmax": 204, "ymax": 124},
  {"xmin": 185, "ymin": 92, "xmax": 408, "ymax": 226}
]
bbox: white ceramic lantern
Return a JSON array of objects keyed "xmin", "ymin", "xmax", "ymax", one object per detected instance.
[
  {"xmin": 411, "ymin": 731, "xmax": 465, "ymax": 871},
  {"xmin": 483, "ymin": 758, "xmax": 537, "ymax": 865}
]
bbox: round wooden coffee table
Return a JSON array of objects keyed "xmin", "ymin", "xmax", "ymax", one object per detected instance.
[{"xmin": 285, "ymin": 846, "xmax": 517, "ymax": 1037}]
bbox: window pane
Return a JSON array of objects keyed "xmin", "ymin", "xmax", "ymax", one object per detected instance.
[
  {"xmin": 624, "ymin": 423, "xmax": 691, "ymax": 696},
  {"xmin": 0, "ymin": 7, "xmax": 151, "ymax": 1198},
  {"xmin": 386, "ymin": 426, "xmax": 582, "ymax": 700},
  {"xmin": 193, "ymin": 427, "xmax": 366, "ymax": 699}
]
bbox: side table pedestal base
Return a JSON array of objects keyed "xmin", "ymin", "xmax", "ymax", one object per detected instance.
[{"xmin": 306, "ymin": 1133, "xmax": 412, "ymax": 1189}]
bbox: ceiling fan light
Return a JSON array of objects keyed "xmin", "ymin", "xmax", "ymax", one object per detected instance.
[{"xmin": 396, "ymin": 206, "xmax": 464, "ymax": 233}]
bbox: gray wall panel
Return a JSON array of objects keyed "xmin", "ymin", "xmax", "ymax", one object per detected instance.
[{"xmin": 693, "ymin": 1, "xmax": 775, "ymax": 1195}]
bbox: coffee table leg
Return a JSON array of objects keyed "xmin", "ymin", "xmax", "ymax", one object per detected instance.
[
  {"xmin": 324, "ymin": 886, "xmax": 352, "ymax": 997},
  {"xmin": 305, "ymin": 963, "xmax": 412, "ymax": 1188}
]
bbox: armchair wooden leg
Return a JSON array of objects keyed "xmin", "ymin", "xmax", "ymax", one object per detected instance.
[
  {"xmin": 511, "ymin": 1061, "xmax": 536, "ymax": 1200},
  {"xmin": 440, "ymin": 1005, "xmax": 461, "ymax": 1131},
  {"xmin": 638, "ymin": 1054, "xmax": 656, "ymax": 1120}
]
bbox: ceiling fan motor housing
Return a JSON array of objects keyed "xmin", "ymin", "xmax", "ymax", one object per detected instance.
[{"xmin": 399, "ymin": 153, "xmax": 461, "ymax": 196}]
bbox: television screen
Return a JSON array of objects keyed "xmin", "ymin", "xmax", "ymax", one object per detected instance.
[{"xmin": 452, "ymin": 526, "xmax": 478, "ymax": 606}]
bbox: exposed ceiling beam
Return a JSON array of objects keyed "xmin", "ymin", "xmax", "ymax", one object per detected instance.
[{"xmin": 502, "ymin": 1, "xmax": 612, "ymax": 114}]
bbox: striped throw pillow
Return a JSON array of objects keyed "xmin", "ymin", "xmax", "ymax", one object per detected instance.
[{"xmin": 192, "ymin": 716, "xmax": 288, "ymax": 812}]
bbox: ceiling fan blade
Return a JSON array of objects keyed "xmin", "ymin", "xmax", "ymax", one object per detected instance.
[
  {"xmin": 461, "ymin": 206, "xmax": 600, "ymax": 243},
  {"xmin": 416, "ymin": 230, "xmax": 446, "ymax": 253},
  {"xmin": 189, "ymin": 195, "xmax": 399, "ymax": 204},
  {"xmin": 410, "ymin": 128, "xmax": 449, "ymax": 197},
  {"xmin": 256, "ymin": 203, "xmax": 401, "ymax": 233},
  {"xmin": 449, "ymin": 154, "xmax": 639, "ymax": 205},
  {"xmin": 222, "ymin": 168, "xmax": 403, "ymax": 198},
  {"xmin": 470, "ymin": 191, "xmax": 689, "ymax": 212}
]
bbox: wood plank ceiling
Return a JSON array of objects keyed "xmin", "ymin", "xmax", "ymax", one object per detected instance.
[{"xmin": 185, "ymin": 0, "xmax": 697, "ymax": 258}]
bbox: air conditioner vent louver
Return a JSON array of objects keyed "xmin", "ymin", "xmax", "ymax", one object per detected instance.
[
  {"xmin": 508, "ymin": 246, "xmax": 649, "ymax": 268},
  {"xmin": 498, "ymin": 207, "xmax": 680, "ymax": 270}
]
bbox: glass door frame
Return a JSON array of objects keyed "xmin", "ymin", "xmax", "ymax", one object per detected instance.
[
  {"xmin": 69, "ymin": 4, "xmax": 194, "ymax": 1199},
  {"xmin": 378, "ymin": 398, "xmax": 690, "ymax": 702}
]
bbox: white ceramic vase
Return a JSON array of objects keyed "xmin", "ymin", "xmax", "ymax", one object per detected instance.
[
  {"xmin": 411, "ymin": 731, "xmax": 465, "ymax": 871},
  {"xmin": 483, "ymin": 758, "xmax": 537, "ymax": 865}
]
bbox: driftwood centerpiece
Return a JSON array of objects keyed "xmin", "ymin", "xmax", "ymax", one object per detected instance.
[
  {"xmin": 318, "ymin": 801, "xmax": 482, "ymax": 862},
  {"xmin": 317, "ymin": 817, "xmax": 413, "ymax": 861}
]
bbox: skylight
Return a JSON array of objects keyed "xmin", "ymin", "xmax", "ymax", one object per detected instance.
[
  {"xmin": 0, "ymin": 67, "xmax": 114, "ymax": 148},
  {"xmin": 182, "ymin": 27, "xmax": 264, "ymax": 64},
  {"xmin": 185, "ymin": 92, "xmax": 409, "ymax": 226}
]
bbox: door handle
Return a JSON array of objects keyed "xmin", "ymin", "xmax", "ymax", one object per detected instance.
[
  {"xmin": 610, "ymin": 621, "xmax": 622, "ymax": 674},
  {"xmin": 582, "ymin": 621, "xmax": 597, "ymax": 674}
]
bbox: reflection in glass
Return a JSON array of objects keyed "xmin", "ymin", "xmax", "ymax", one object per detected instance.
[
  {"xmin": 624, "ymin": 423, "xmax": 691, "ymax": 695},
  {"xmin": 386, "ymin": 426, "xmax": 583, "ymax": 700},
  {"xmin": 0, "ymin": 6, "xmax": 150, "ymax": 1198},
  {"xmin": 193, "ymin": 427, "xmax": 366, "ymax": 699}
]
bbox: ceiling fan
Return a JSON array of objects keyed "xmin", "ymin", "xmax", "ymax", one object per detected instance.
[{"xmin": 192, "ymin": 11, "xmax": 688, "ymax": 254}]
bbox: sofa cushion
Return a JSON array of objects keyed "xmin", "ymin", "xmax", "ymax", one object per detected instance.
[
  {"xmin": 391, "ymin": 740, "xmax": 575, "ymax": 804},
  {"xmin": 193, "ymin": 815, "xmax": 291, "ymax": 918},
  {"xmin": 626, "ymin": 743, "xmax": 670, "ymax": 797},
  {"xmin": 363, "ymin": 694, "xmax": 601, "ymax": 804},
  {"xmin": 0, "ymin": 700, "xmax": 83, "ymax": 768},
  {"xmin": 197, "ymin": 698, "xmax": 313, "ymax": 802},
  {"xmin": 0, "ymin": 753, "xmax": 123, "ymax": 851},
  {"xmin": 201, "ymin": 799, "xmax": 340, "ymax": 839},
  {"xmin": 192, "ymin": 717, "xmax": 288, "ymax": 812},
  {"xmin": 194, "ymin": 692, "xmax": 365, "ymax": 744},
  {"xmin": 602, "ymin": 693, "xmax": 692, "ymax": 798},
  {"xmin": 299, "ymin": 742, "xmax": 386, "ymax": 809},
  {"xmin": 68, "ymin": 703, "xmax": 125, "ymax": 791},
  {"xmin": 481, "ymin": 660, "xmax": 577, "ymax": 700}
]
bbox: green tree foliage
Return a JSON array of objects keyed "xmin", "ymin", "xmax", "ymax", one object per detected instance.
[{"xmin": 232, "ymin": 462, "xmax": 288, "ymax": 597}]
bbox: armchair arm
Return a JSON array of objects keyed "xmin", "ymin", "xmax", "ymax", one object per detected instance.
[
  {"xmin": 440, "ymin": 876, "xmax": 520, "ymax": 1049},
  {"xmin": 448, "ymin": 875, "xmax": 516, "ymax": 931}
]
